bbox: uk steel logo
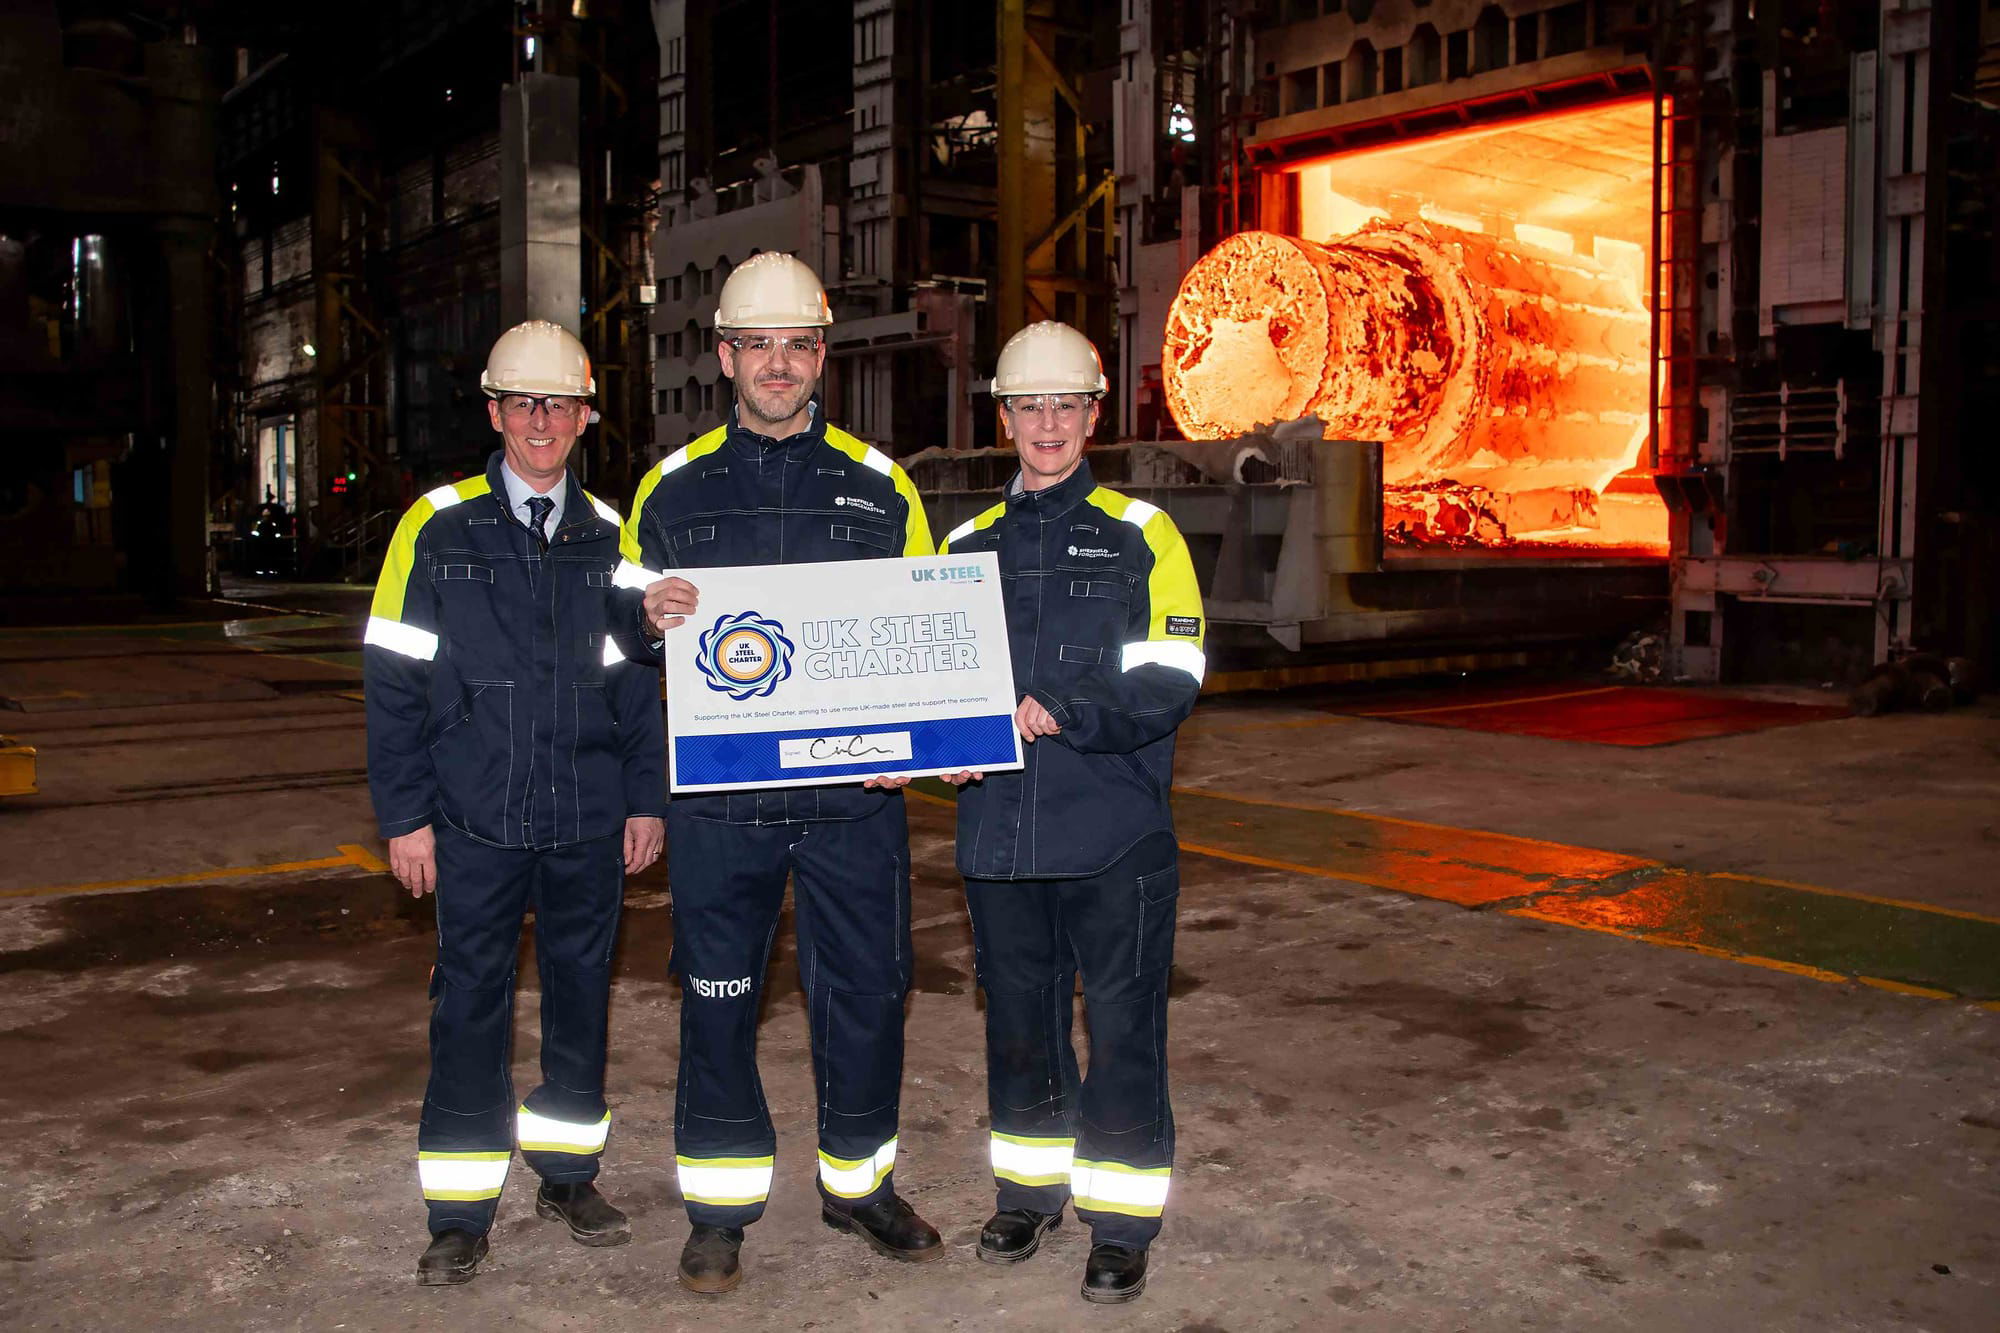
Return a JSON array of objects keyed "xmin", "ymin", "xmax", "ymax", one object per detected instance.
[
  {"xmin": 911, "ymin": 563, "xmax": 984, "ymax": 583},
  {"xmin": 695, "ymin": 611, "xmax": 794, "ymax": 700}
]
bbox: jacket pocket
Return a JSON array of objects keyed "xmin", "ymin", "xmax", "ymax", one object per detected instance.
[
  {"xmin": 435, "ymin": 562, "xmax": 496, "ymax": 583},
  {"xmin": 1135, "ymin": 857, "xmax": 1180, "ymax": 977},
  {"xmin": 670, "ymin": 524, "xmax": 716, "ymax": 552},
  {"xmin": 1058, "ymin": 644, "xmax": 1106, "ymax": 665},
  {"xmin": 436, "ymin": 681, "xmax": 516, "ymax": 833},
  {"xmin": 829, "ymin": 521, "xmax": 896, "ymax": 552},
  {"xmin": 1067, "ymin": 578, "xmax": 1130, "ymax": 603}
]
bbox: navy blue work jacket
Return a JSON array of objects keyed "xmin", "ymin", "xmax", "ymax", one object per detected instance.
[
  {"xmin": 364, "ymin": 451, "xmax": 666, "ymax": 849},
  {"xmin": 941, "ymin": 460, "xmax": 1206, "ymax": 878}
]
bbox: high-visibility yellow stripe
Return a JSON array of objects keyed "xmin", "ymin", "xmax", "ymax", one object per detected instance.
[
  {"xmin": 418, "ymin": 1151, "xmax": 510, "ymax": 1200},
  {"xmin": 1071, "ymin": 1158, "xmax": 1170, "ymax": 1217},
  {"xmin": 1086, "ymin": 487, "xmax": 1205, "ymax": 668},
  {"xmin": 676, "ymin": 1154, "xmax": 774, "ymax": 1206},
  {"xmin": 991, "ymin": 1132, "xmax": 1073, "ymax": 1188},
  {"xmin": 941, "ymin": 501, "xmax": 1005, "ymax": 553},
  {"xmin": 625, "ymin": 429, "xmax": 727, "ymax": 564},
  {"xmin": 516, "ymin": 1106, "xmax": 610, "ymax": 1154},
  {"xmin": 824, "ymin": 426, "xmax": 933, "ymax": 556},
  {"xmin": 371, "ymin": 477, "xmax": 492, "ymax": 624},
  {"xmin": 818, "ymin": 1137, "xmax": 897, "ymax": 1199}
]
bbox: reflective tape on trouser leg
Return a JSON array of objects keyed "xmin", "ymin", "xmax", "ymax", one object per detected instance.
[
  {"xmin": 419, "ymin": 1151, "xmax": 511, "ymax": 1202},
  {"xmin": 991, "ymin": 1132, "xmax": 1074, "ymax": 1189},
  {"xmin": 676, "ymin": 1155, "xmax": 775, "ymax": 1208},
  {"xmin": 818, "ymin": 1137, "xmax": 897, "ymax": 1200},
  {"xmin": 1071, "ymin": 1158, "xmax": 1172, "ymax": 1218},
  {"xmin": 517, "ymin": 1105, "xmax": 610, "ymax": 1155}
]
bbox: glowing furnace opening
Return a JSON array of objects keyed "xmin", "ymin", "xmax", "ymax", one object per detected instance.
[{"xmin": 1163, "ymin": 99, "xmax": 1666, "ymax": 553}]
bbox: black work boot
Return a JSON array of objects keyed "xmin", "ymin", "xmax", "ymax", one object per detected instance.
[
  {"xmin": 535, "ymin": 1181, "xmax": 631, "ymax": 1247},
  {"xmin": 976, "ymin": 1207, "xmax": 1062, "ymax": 1264},
  {"xmin": 678, "ymin": 1224, "xmax": 745, "ymax": 1294},
  {"xmin": 821, "ymin": 1194, "xmax": 944, "ymax": 1261},
  {"xmin": 416, "ymin": 1228, "xmax": 489, "ymax": 1286},
  {"xmin": 1081, "ymin": 1242, "xmax": 1149, "ymax": 1304}
]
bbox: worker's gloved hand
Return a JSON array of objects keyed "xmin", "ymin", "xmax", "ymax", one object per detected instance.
[
  {"xmin": 624, "ymin": 815, "xmax": 665, "ymax": 873},
  {"xmin": 1014, "ymin": 695, "xmax": 1061, "ymax": 743},
  {"xmin": 387, "ymin": 825, "xmax": 438, "ymax": 898},
  {"xmin": 643, "ymin": 576, "xmax": 700, "ymax": 635}
]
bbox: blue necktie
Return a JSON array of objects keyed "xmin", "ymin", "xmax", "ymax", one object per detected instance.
[{"xmin": 525, "ymin": 495, "xmax": 554, "ymax": 553}]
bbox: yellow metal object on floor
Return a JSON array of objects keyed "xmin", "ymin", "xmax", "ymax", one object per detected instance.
[{"xmin": 0, "ymin": 736, "xmax": 38, "ymax": 798}]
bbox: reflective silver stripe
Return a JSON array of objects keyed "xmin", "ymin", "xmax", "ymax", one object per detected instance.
[
  {"xmin": 602, "ymin": 637, "xmax": 626, "ymax": 667},
  {"xmin": 613, "ymin": 560, "xmax": 663, "ymax": 591},
  {"xmin": 860, "ymin": 445, "xmax": 894, "ymax": 475},
  {"xmin": 676, "ymin": 1156, "xmax": 774, "ymax": 1206},
  {"xmin": 1118, "ymin": 498, "xmax": 1161, "ymax": 528},
  {"xmin": 945, "ymin": 516, "xmax": 978, "ymax": 546},
  {"xmin": 818, "ymin": 1137, "xmax": 897, "ymax": 1199},
  {"xmin": 417, "ymin": 1152, "xmax": 510, "ymax": 1199},
  {"xmin": 1071, "ymin": 1159, "xmax": 1171, "ymax": 1212},
  {"xmin": 659, "ymin": 447, "xmax": 693, "ymax": 476},
  {"xmin": 365, "ymin": 615, "xmax": 440, "ymax": 661},
  {"xmin": 516, "ymin": 1105, "xmax": 610, "ymax": 1154},
  {"xmin": 1121, "ymin": 639, "xmax": 1205, "ymax": 682},
  {"xmin": 990, "ymin": 1133, "xmax": 1073, "ymax": 1185},
  {"xmin": 423, "ymin": 483, "xmax": 464, "ymax": 510},
  {"xmin": 588, "ymin": 495, "xmax": 621, "ymax": 525}
]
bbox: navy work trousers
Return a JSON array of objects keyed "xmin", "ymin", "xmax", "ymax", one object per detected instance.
[
  {"xmin": 666, "ymin": 799, "xmax": 913, "ymax": 1228},
  {"xmin": 417, "ymin": 824, "xmax": 624, "ymax": 1236},
  {"xmin": 964, "ymin": 831, "xmax": 1179, "ymax": 1248}
]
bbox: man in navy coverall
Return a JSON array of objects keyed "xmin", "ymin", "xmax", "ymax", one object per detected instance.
[
  {"xmin": 621, "ymin": 253, "xmax": 942, "ymax": 1294},
  {"xmin": 365, "ymin": 320, "xmax": 665, "ymax": 1286}
]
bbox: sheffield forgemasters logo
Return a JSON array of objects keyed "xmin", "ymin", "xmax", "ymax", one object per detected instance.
[{"xmin": 696, "ymin": 611, "xmax": 794, "ymax": 700}]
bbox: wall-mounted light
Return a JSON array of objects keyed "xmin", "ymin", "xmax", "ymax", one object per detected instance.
[
  {"xmin": 301, "ymin": 342, "xmax": 317, "ymax": 358},
  {"xmin": 524, "ymin": 35, "xmax": 537, "ymax": 61}
]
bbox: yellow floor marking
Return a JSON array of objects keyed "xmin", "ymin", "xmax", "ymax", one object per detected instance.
[
  {"xmin": 1705, "ymin": 871, "xmax": 2000, "ymax": 927},
  {"xmin": 1174, "ymin": 840, "xmax": 1414, "ymax": 896},
  {"xmin": 1858, "ymin": 976, "xmax": 1958, "ymax": 1000},
  {"xmin": 1180, "ymin": 785, "xmax": 1666, "ymax": 863},
  {"xmin": 1360, "ymin": 685, "xmax": 1623, "ymax": 718},
  {"xmin": 0, "ymin": 851, "xmax": 367, "ymax": 902},
  {"xmin": 1506, "ymin": 907, "xmax": 1854, "ymax": 986},
  {"xmin": 338, "ymin": 843, "xmax": 390, "ymax": 872}
]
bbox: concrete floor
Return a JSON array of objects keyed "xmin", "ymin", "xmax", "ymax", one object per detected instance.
[{"xmin": 3, "ymin": 587, "xmax": 1997, "ymax": 1331}]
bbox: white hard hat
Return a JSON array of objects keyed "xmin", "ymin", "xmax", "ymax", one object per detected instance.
[
  {"xmin": 713, "ymin": 252, "xmax": 833, "ymax": 330},
  {"xmin": 991, "ymin": 321, "xmax": 1107, "ymax": 398},
  {"xmin": 481, "ymin": 320, "xmax": 595, "ymax": 397}
]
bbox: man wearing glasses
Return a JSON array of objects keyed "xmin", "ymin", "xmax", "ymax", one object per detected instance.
[
  {"xmin": 364, "ymin": 319, "xmax": 666, "ymax": 1285},
  {"xmin": 620, "ymin": 252, "xmax": 941, "ymax": 1293},
  {"xmin": 938, "ymin": 321, "xmax": 1205, "ymax": 1305}
]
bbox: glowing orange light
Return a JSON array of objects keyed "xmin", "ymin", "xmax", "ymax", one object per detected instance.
[{"xmin": 1161, "ymin": 100, "xmax": 1667, "ymax": 553}]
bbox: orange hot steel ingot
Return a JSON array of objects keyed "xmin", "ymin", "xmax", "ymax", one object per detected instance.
[{"xmin": 1161, "ymin": 224, "xmax": 1651, "ymax": 498}]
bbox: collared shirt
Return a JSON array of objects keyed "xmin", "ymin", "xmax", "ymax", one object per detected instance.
[{"xmin": 499, "ymin": 460, "xmax": 566, "ymax": 535}]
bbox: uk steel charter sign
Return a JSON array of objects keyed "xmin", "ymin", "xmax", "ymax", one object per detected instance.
[{"xmin": 660, "ymin": 553, "xmax": 1024, "ymax": 792}]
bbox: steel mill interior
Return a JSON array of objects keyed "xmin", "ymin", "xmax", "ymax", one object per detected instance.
[{"xmin": 2, "ymin": 1, "xmax": 1999, "ymax": 1330}]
